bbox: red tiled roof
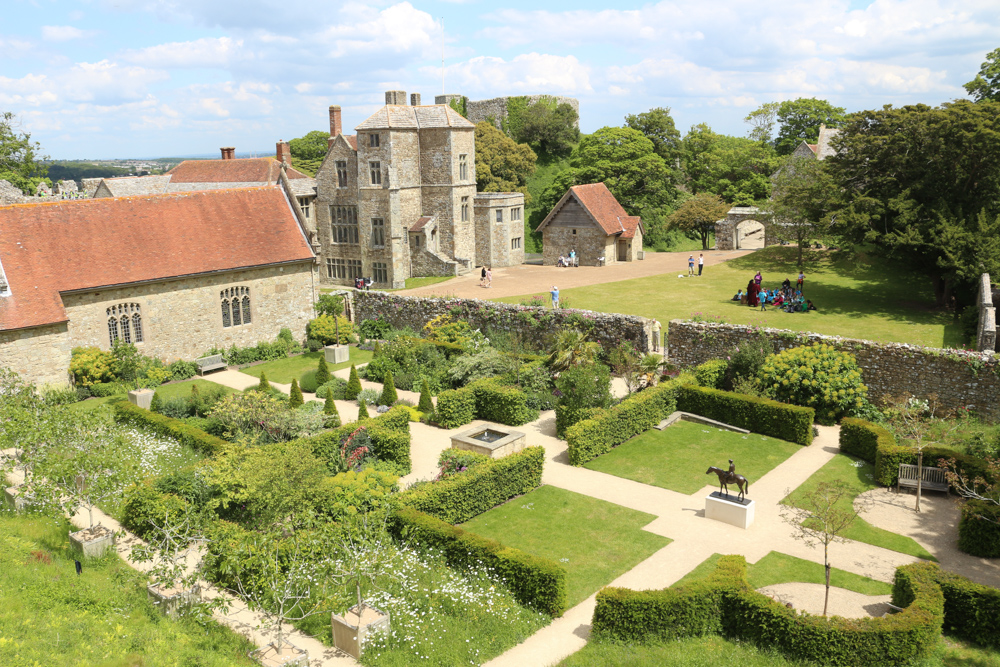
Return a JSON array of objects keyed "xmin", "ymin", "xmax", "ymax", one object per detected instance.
[
  {"xmin": 410, "ymin": 216, "xmax": 433, "ymax": 232},
  {"xmin": 570, "ymin": 183, "xmax": 631, "ymax": 235},
  {"xmin": 344, "ymin": 135, "xmax": 358, "ymax": 151},
  {"xmin": 166, "ymin": 158, "xmax": 309, "ymax": 183},
  {"xmin": 620, "ymin": 215, "xmax": 644, "ymax": 239},
  {"xmin": 806, "ymin": 144, "xmax": 819, "ymax": 154},
  {"xmin": 0, "ymin": 187, "xmax": 314, "ymax": 331}
]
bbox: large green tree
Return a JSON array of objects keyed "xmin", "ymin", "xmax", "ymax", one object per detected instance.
[
  {"xmin": 667, "ymin": 192, "xmax": 731, "ymax": 249},
  {"xmin": 288, "ymin": 130, "xmax": 329, "ymax": 176},
  {"xmin": 516, "ymin": 101, "xmax": 579, "ymax": 155},
  {"xmin": 965, "ymin": 47, "xmax": 1000, "ymax": 102},
  {"xmin": 624, "ymin": 107, "xmax": 682, "ymax": 172},
  {"xmin": 1, "ymin": 112, "xmax": 48, "ymax": 194},
  {"xmin": 474, "ymin": 121, "xmax": 537, "ymax": 200},
  {"xmin": 681, "ymin": 124, "xmax": 779, "ymax": 204},
  {"xmin": 773, "ymin": 98, "xmax": 847, "ymax": 155},
  {"xmin": 769, "ymin": 158, "xmax": 838, "ymax": 266},
  {"xmin": 827, "ymin": 100, "xmax": 1000, "ymax": 305}
]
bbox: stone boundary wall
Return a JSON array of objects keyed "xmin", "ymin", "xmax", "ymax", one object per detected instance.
[
  {"xmin": 977, "ymin": 273, "xmax": 997, "ymax": 352},
  {"xmin": 667, "ymin": 320, "xmax": 1000, "ymax": 420},
  {"xmin": 436, "ymin": 95, "xmax": 581, "ymax": 131},
  {"xmin": 352, "ymin": 291, "xmax": 653, "ymax": 352}
]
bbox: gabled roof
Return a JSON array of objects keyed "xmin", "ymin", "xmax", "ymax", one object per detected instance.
[
  {"xmin": 409, "ymin": 216, "xmax": 434, "ymax": 232},
  {"xmin": 99, "ymin": 175, "xmax": 171, "ymax": 197},
  {"xmin": 356, "ymin": 105, "xmax": 475, "ymax": 131},
  {"xmin": 535, "ymin": 183, "xmax": 643, "ymax": 237},
  {"xmin": 166, "ymin": 158, "xmax": 309, "ymax": 183},
  {"xmin": 0, "ymin": 187, "xmax": 314, "ymax": 332},
  {"xmin": 620, "ymin": 216, "xmax": 643, "ymax": 239},
  {"xmin": 344, "ymin": 135, "xmax": 358, "ymax": 151}
]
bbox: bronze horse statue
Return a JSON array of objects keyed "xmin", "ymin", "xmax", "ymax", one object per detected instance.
[{"xmin": 706, "ymin": 466, "xmax": 749, "ymax": 502}]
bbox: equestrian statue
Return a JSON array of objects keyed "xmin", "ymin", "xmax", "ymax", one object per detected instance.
[{"xmin": 706, "ymin": 458, "xmax": 749, "ymax": 502}]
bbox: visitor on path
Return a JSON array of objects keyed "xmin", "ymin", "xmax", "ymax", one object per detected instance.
[
  {"xmin": 651, "ymin": 320, "xmax": 661, "ymax": 352},
  {"xmin": 480, "ymin": 266, "xmax": 487, "ymax": 287},
  {"xmin": 759, "ymin": 289, "xmax": 768, "ymax": 311},
  {"xmin": 797, "ymin": 271, "xmax": 804, "ymax": 290},
  {"xmin": 550, "ymin": 285, "xmax": 559, "ymax": 309},
  {"xmin": 688, "ymin": 255, "xmax": 696, "ymax": 276},
  {"xmin": 698, "ymin": 253, "xmax": 704, "ymax": 276},
  {"xmin": 570, "ymin": 249, "xmax": 577, "ymax": 266},
  {"xmin": 485, "ymin": 266, "xmax": 492, "ymax": 288}
]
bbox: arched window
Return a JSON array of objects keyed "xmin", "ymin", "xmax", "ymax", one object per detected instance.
[
  {"xmin": 221, "ymin": 287, "xmax": 251, "ymax": 328},
  {"xmin": 107, "ymin": 303, "xmax": 142, "ymax": 346}
]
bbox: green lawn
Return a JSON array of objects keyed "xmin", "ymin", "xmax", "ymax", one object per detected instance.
[
  {"xmin": 155, "ymin": 378, "xmax": 239, "ymax": 401},
  {"xmin": 68, "ymin": 393, "xmax": 124, "ymax": 413},
  {"xmin": 239, "ymin": 348, "xmax": 373, "ymax": 386},
  {"xmin": 0, "ymin": 514, "xmax": 256, "ymax": 667},
  {"xmin": 671, "ymin": 551, "xmax": 892, "ymax": 596},
  {"xmin": 460, "ymin": 485, "xmax": 670, "ymax": 607},
  {"xmin": 401, "ymin": 276, "xmax": 454, "ymax": 290},
  {"xmin": 583, "ymin": 420, "xmax": 802, "ymax": 495},
  {"xmin": 783, "ymin": 452, "xmax": 936, "ymax": 561},
  {"xmin": 488, "ymin": 246, "xmax": 959, "ymax": 348}
]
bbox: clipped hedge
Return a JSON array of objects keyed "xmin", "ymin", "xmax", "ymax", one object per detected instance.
[
  {"xmin": 435, "ymin": 379, "xmax": 538, "ymax": 429},
  {"xmin": 566, "ymin": 383, "xmax": 679, "ymax": 466},
  {"xmin": 390, "ymin": 506, "xmax": 567, "ymax": 617},
  {"xmin": 928, "ymin": 563, "xmax": 1000, "ymax": 648},
  {"xmin": 295, "ymin": 405, "xmax": 411, "ymax": 474},
  {"xmin": 592, "ymin": 556, "xmax": 943, "ymax": 667},
  {"xmin": 435, "ymin": 387, "xmax": 476, "ymax": 428},
  {"xmin": 957, "ymin": 500, "xmax": 1000, "ymax": 558},
  {"xmin": 840, "ymin": 417, "xmax": 894, "ymax": 463},
  {"xmin": 694, "ymin": 359, "xmax": 728, "ymax": 390},
  {"xmin": 676, "ymin": 385, "xmax": 814, "ymax": 446},
  {"xmin": 111, "ymin": 399, "xmax": 226, "ymax": 456},
  {"xmin": 399, "ymin": 446, "xmax": 544, "ymax": 524}
]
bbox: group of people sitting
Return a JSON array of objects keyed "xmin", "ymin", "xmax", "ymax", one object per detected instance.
[
  {"xmin": 733, "ymin": 271, "xmax": 816, "ymax": 313},
  {"xmin": 557, "ymin": 250, "xmax": 578, "ymax": 267}
]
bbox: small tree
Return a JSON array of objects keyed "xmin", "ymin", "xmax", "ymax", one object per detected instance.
[
  {"xmin": 289, "ymin": 379, "xmax": 304, "ymax": 408},
  {"xmin": 256, "ymin": 373, "xmax": 272, "ymax": 393},
  {"xmin": 315, "ymin": 293, "xmax": 345, "ymax": 319},
  {"xmin": 379, "ymin": 372, "xmax": 398, "ymax": 406},
  {"xmin": 417, "ymin": 379, "xmax": 434, "ymax": 414},
  {"xmin": 941, "ymin": 456, "xmax": 1000, "ymax": 524},
  {"xmin": 328, "ymin": 508, "xmax": 397, "ymax": 626},
  {"xmin": 667, "ymin": 192, "xmax": 731, "ymax": 250},
  {"xmin": 781, "ymin": 481, "xmax": 871, "ymax": 616},
  {"xmin": 149, "ymin": 391, "xmax": 163, "ymax": 413},
  {"xmin": 315, "ymin": 357, "xmax": 331, "ymax": 387},
  {"xmin": 324, "ymin": 388, "xmax": 341, "ymax": 428},
  {"xmin": 357, "ymin": 398, "xmax": 369, "ymax": 422},
  {"xmin": 883, "ymin": 394, "xmax": 946, "ymax": 513},
  {"xmin": 345, "ymin": 365, "xmax": 362, "ymax": 400},
  {"xmin": 547, "ymin": 330, "xmax": 601, "ymax": 372}
]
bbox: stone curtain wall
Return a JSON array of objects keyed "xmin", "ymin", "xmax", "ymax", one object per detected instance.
[
  {"xmin": 438, "ymin": 95, "xmax": 581, "ymax": 131},
  {"xmin": 667, "ymin": 320, "xmax": 1000, "ymax": 420},
  {"xmin": 977, "ymin": 273, "xmax": 997, "ymax": 353},
  {"xmin": 353, "ymin": 291, "xmax": 653, "ymax": 352},
  {"xmin": 0, "ymin": 180, "xmax": 28, "ymax": 205}
]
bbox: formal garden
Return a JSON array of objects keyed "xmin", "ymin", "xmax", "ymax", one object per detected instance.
[{"xmin": 3, "ymin": 295, "xmax": 1000, "ymax": 667}]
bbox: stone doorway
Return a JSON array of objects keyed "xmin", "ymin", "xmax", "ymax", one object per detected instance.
[
  {"xmin": 617, "ymin": 240, "xmax": 628, "ymax": 262},
  {"xmin": 735, "ymin": 219, "xmax": 765, "ymax": 249}
]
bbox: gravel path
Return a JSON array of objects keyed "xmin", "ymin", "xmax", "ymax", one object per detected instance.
[{"xmin": 757, "ymin": 583, "xmax": 892, "ymax": 618}]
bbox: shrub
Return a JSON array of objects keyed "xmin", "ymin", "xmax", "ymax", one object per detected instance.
[
  {"xmin": 422, "ymin": 314, "xmax": 473, "ymax": 345},
  {"xmin": 345, "ymin": 365, "xmax": 362, "ymax": 400},
  {"xmin": 89, "ymin": 381, "xmax": 131, "ymax": 397},
  {"xmin": 358, "ymin": 318, "xmax": 392, "ymax": 340},
  {"xmin": 361, "ymin": 355, "xmax": 401, "ymax": 384},
  {"xmin": 357, "ymin": 388, "xmax": 380, "ymax": 406},
  {"xmin": 75, "ymin": 385, "xmax": 92, "ymax": 401},
  {"xmin": 149, "ymin": 391, "xmax": 163, "ymax": 413},
  {"xmin": 418, "ymin": 378, "xmax": 434, "ymax": 413},
  {"xmin": 112, "ymin": 399, "xmax": 226, "ymax": 456},
  {"xmin": 694, "ymin": 359, "xmax": 728, "ymax": 389},
  {"xmin": 724, "ymin": 335, "xmax": 773, "ymax": 391},
  {"xmin": 957, "ymin": 500, "xmax": 1000, "ymax": 558},
  {"xmin": 306, "ymin": 314, "xmax": 354, "ymax": 345},
  {"xmin": 471, "ymin": 378, "xmax": 539, "ymax": 426},
  {"xmin": 297, "ymin": 406, "xmax": 411, "ymax": 473},
  {"xmin": 315, "ymin": 377, "xmax": 347, "ymax": 400},
  {"xmin": 390, "ymin": 506, "xmax": 567, "ymax": 617},
  {"xmin": 69, "ymin": 346, "xmax": 116, "ymax": 386},
  {"xmin": 566, "ymin": 383, "xmax": 678, "ymax": 466},
  {"xmin": 759, "ymin": 343, "xmax": 868, "ymax": 425},
  {"xmin": 925, "ymin": 562, "xmax": 1000, "ymax": 648},
  {"xmin": 120, "ymin": 481, "xmax": 190, "ymax": 540},
  {"xmin": 167, "ymin": 360, "xmax": 199, "ymax": 381},
  {"xmin": 315, "ymin": 356, "xmax": 331, "ymax": 387},
  {"xmin": 448, "ymin": 349, "xmax": 511, "ymax": 386},
  {"xmin": 323, "ymin": 388, "xmax": 341, "ymax": 428},
  {"xmin": 435, "ymin": 387, "xmax": 477, "ymax": 428},
  {"xmin": 358, "ymin": 399, "xmax": 369, "ymax": 421},
  {"xmin": 380, "ymin": 371, "xmax": 399, "ymax": 406},
  {"xmin": 255, "ymin": 373, "xmax": 272, "ymax": 393},
  {"xmin": 159, "ymin": 397, "xmax": 191, "ymax": 419},
  {"xmin": 289, "ymin": 378, "xmax": 304, "ymax": 408},
  {"xmin": 309, "ymin": 468, "xmax": 399, "ymax": 521},
  {"xmin": 437, "ymin": 449, "xmax": 490, "ymax": 479},
  {"xmin": 555, "ymin": 363, "xmax": 612, "ymax": 438},
  {"xmin": 676, "ymin": 385, "xmax": 814, "ymax": 446},
  {"xmin": 306, "ymin": 338, "xmax": 324, "ymax": 353}
]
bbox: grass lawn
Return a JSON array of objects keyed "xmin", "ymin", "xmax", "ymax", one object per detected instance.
[
  {"xmin": 783, "ymin": 452, "xmax": 936, "ymax": 561},
  {"xmin": 671, "ymin": 551, "xmax": 892, "ymax": 596},
  {"xmin": 155, "ymin": 378, "xmax": 239, "ymax": 401},
  {"xmin": 645, "ymin": 232, "xmax": 715, "ymax": 254},
  {"xmin": 583, "ymin": 420, "xmax": 802, "ymax": 495},
  {"xmin": 401, "ymin": 276, "xmax": 454, "ymax": 290},
  {"xmin": 0, "ymin": 514, "xmax": 256, "ymax": 666},
  {"xmin": 460, "ymin": 485, "xmax": 670, "ymax": 607},
  {"xmin": 493, "ymin": 246, "xmax": 960, "ymax": 348},
  {"xmin": 240, "ymin": 347, "xmax": 373, "ymax": 386},
  {"xmin": 68, "ymin": 393, "xmax": 124, "ymax": 413}
]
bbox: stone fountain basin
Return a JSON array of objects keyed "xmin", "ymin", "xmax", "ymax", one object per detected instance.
[{"xmin": 451, "ymin": 423, "xmax": 527, "ymax": 459}]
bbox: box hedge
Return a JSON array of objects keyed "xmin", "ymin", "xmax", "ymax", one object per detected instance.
[
  {"xmin": 925, "ymin": 562, "xmax": 1000, "ymax": 647},
  {"xmin": 295, "ymin": 405, "xmax": 412, "ymax": 474},
  {"xmin": 676, "ymin": 385, "xmax": 814, "ymax": 446},
  {"xmin": 694, "ymin": 359, "xmax": 728, "ymax": 390},
  {"xmin": 390, "ymin": 506, "xmax": 567, "ymax": 617},
  {"xmin": 435, "ymin": 379, "xmax": 538, "ymax": 429},
  {"xmin": 399, "ymin": 446, "xmax": 544, "ymax": 524},
  {"xmin": 435, "ymin": 387, "xmax": 477, "ymax": 428},
  {"xmin": 111, "ymin": 399, "xmax": 226, "ymax": 456},
  {"xmin": 592, "ymin": 555, "xmax": 943, "ymax": 667},
  {"xmin": 957, "ymin": 500, "xmax": 1000, "ymax": 558},
  {"xmin": 566, "ymin": 383, "xmax": 679, "ymax": 466}
]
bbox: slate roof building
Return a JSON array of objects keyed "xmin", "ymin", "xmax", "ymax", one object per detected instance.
[
  {"xmin": 534, "ymin": 183, "xmax": 644, "ymax": 266},
  {"xmin": 0, "ymin": 186, "xmax": 317, "ymax": 386}
]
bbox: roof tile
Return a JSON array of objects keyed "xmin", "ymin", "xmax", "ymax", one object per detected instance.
[{"xmin": 166, "ymin": 158, "xmax": 308, "ymax": 183}]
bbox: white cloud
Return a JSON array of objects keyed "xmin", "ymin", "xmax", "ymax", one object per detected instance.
[
  {"xmin": 426, "ymin": 54, "xmax": 593, "ymax": 95},
  {"xmin": 0, "ymin": 61, "xmax": 168, "ymax": 107},
  {"xmin": 123, "ymin": 37, "xmax": 246, "ymax": 68},
  {"xmin": 322, "ymin": 2, "xmax": 440, "ymax": 58},
  {"xmin": 41, "ymin": 25, "xmax": 87, "ymax": 42}
]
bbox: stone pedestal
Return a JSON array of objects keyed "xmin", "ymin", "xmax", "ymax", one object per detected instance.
[
  {"xmin": 4, "ymin": 486, "xmax": 33, "ymax": 512},
  {"xmin": 324, "ymin": 345, "xmax": 350, "ymax": 364},
  {"xmin": 147, "ymin": 583, "xmax": 201, "ymax": 618},
  {"xmin": 69, "ymin": 525, "xmax": 116, "ymax": 558},
  {"xmin": 451, "ymin": 424, "xmax": 526, "ymax": 459},
  {"xmin": 128, "ymin": 388, "xmax": 155, "ymax": 410},
  {"xmin": 705, "ymin": 492, "xmax": 755, "ymax": 529},
  {"xmin": 332, "ymin": 603, "xmax": 390, "ymax": 659},
  {"xmin": 250, "ymin": 641, "xmax": 309, "ymax": 667}
]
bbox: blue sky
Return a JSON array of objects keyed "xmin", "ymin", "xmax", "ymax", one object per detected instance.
[{"xmin": 2, "ymin": 0, "xmax": 997, "ymax": 159}]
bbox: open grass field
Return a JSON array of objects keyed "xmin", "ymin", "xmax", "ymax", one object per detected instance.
[
  {"xmin": 783, "ymin": 452, "xmax": 936, "ymax": 561},
  {"xmin": 460, "ymin": 485, "xmax": 670, "ymax": 607},
  {"xmin": 671, "ymin": 551, "xmax": 893, "ymax": 595},
  {"xmin": 583, "ymin": 420, "xmax": 802, "ymax": 495},
  {"xmin": 494, "ymin": 246, "xmax": 960, "ymax": 348},
  {"xmin": 0, "ymin": 515, "xmax": 256, "ymax": 667},
  {"xmin": 239, "ymin": 347, "xmax": 373, "ymax": 386}
]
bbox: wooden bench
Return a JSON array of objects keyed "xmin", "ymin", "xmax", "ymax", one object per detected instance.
[
  {"xmin": 897, "ymin": 463, "xmax": 950, "ymax": 493},
  {"xmin": 195, "ymin": 354, "xmax": 227, "ymax": 376}
]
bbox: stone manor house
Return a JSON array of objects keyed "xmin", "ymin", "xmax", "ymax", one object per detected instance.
[{"xmin": 315, "ymin": 91, "xmax": 525, "ymax": 289}]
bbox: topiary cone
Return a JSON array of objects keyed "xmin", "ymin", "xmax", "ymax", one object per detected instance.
[
  {"xmin": 289, "ymin": 378, "xmax": 304, "ymax": 408},
  {"xmin": 324, "ymin": 387, "xmax": 341, "ymax": 427},
  {"xmin": 149, "ymin": 391, "xmax": 163, "ymax": 413},
  {"xmin": 345, "ymin": 364, "xmax": 362, "ymax": 400},
  {"xmin": 418, "ymin": 378, "xmax": 434, "ymax": 413},
  {"xmin": 315, "ymin": 356, "xmax": 331, "ymax": 387},
  {"xmin": 379, "ymin": 371, "xmax": 398, "ymax": 406},
  {"xmin": 257, "ymin": 373, "xmax": 272, "ymax": 392},
  {"xmin": 357, "ymin": 397, "xmax": 369, "ymax": 421}
]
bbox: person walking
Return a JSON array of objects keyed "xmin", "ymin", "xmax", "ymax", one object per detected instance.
[
  {"xmin": 797, "ymin": 270, "xmax": 804, "ymax": 290},
  {"xmin": 759, "ymin": 288, "xmax": 768, "ymax": 311},
  {"xmin": 480, "ymin": 266, "xmax": 487, "ymax": 287},
  {"xmin": 698, "ymin": 253, "xmax": 704, "ymax": 276},
  {"xmin": 688, "ymin": 255, "xmax": 695, "ymax": 276},
  {"xmin": 485, "ymin": 266, "xmax": 492, "ymax": 288},
  {"xmin": 550, "ymin": 285, "xmax": 560, "ymax": 309}
]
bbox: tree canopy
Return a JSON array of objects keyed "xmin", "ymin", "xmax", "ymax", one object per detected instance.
[
  {"xmin": 1, "ymin": 112, "xmax": 48, "ymax": 194},
  {"xmin": 474, "ymin": 121, "xmax": 537, "ymax": 200},
  {"xmin": 773, "ymin": 98, "xmax": 847, "ymax": 155},
  {"xmin": 769, "ymin": 158, "xmax": 838, "ymax": 266},
  {"xmin": 288, "ymin": 130, "xmax": 329, "ymax": 176},
  {"xmin": 964, "ymin": 47, "xmax": 1000, "ymax": 102},
  {"xmin": 681, "ymin": 124, "xmax": 779, "ymax": 205},
  {"xmin": 624, "ymin": 107, "xmax": 682, "ymax": 172},
  {"xmin": 667, "ymin": 192, "xmax": 731, "ymax": 250},
  {"xmin": 515, "ymin": 101, "xmax": 579, "ymax": 155}
]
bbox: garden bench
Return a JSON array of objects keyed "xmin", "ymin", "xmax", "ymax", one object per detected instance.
[
  {"xmin": 897, "ymin": 463, "xmax": 949, "ymax": 494},
  {"xmin": 194, "ymin": 354, "xmax": 227, "ymax": 376}
]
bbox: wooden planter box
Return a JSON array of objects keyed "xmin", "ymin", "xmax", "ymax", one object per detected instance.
[
  {"xmin": 332, "ymin": 603, "xmax": 390, "ymax": 659},
  {"xmin": 323, "ymin": 344, "xmax": 350, "ymax": 364},
  {"xmin": 69, "ymin": 525, "xmax": 115, "ymax": 558},
  {"xmin": 147, "ymin": 583, "xmax": 201, "ymax": 618},
  {"xmin": 249, "ymin": 640, "xmax": 309, "ymax": 667}
]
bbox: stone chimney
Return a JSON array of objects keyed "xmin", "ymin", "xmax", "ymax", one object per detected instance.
[
  {"xmin": 220, "ymin": 147, "xmax": 235, "ymax": 160},
  {"xmin": 410, "ymin": 93, "xmax": 421, "ymax": 106},
  {"xmin": 329, "ymin": 105, "xmax": 342, "ymax": 138},
  {"xmin": 276, "ymin": 140, "xmax": 291, "ymax": 166},
  {"xmin": 385, "ymin": 90, "xmax": 407, "ymax": 105}
]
